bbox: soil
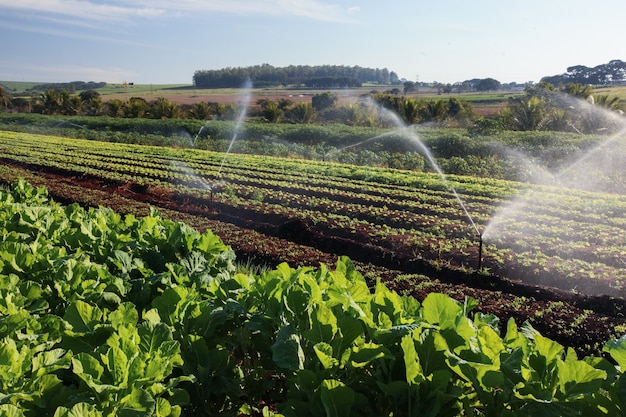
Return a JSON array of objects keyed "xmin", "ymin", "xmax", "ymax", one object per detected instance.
[{"xmin": 1, "ymin": 163, "xmax": 625, "ymax": 358}]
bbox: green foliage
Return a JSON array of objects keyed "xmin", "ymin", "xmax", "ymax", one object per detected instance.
[{"xmin": 1, "ymin": 180, "xmax": 626, "ymax": 416}]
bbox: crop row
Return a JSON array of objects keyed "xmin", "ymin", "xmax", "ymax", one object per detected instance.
[{"xmin": 0, "ymin": 131, "xmax": 625, "ymax": 295}]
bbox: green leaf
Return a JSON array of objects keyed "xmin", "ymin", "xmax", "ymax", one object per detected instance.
[
  {"xmin": 119, "ymin": 386, "xmax": 156, "ymax": 415},
  {"xmin": 477, "ymin": 324, "xmax": 504, "ymax": 362},
  {"xmin": 303, "ymin": 303, "xmax": 337, "ymax": 344},
  {"xmin": 314, "ymin": 342, "xmax": 338, "ymax": 369},
  {"xmin": 151, "ymin": 287, "xmax": 190, "ymax": 326},
  {"xmin": 106, "ymin": 345, "xmax": 130, "ymax": 385},
  {"xmin": 63, "ymin": 300, "xmax": 102, "ymax": 333},
  {"xmin": 0, "ymin": 404, "xmax": 25, "ymax": 417},
  {"xmin": 109, "ymin": 302, "xmax": 139, "ymax": 330},
  {"xmin": 32, "ymin": 348, "xmax": 71, "ymax": 377},
  {"xmin": 272, "ymin": 324, "xmax": 305, "ymax": 371},
  {"xmin": 138, "ymin": 321, "xmax": 175, "ymax": 356},
  {"xmin": 401, "ymin": 334, "xmax": 424, "ymax": 384},
  {"xmin": 155, "ymin": 397, "xmax": 173, "ymax": 417},
  {"xmin": 350, "ymin": 342, "xmax": 391, "ymax": 367},
  {"xmin": 320, "ymin": 379, "xmax": 354, "ymax": 417},
  {"xmin": 53, "ymin": 403, "xmax": 103, "ymax": 417},
  {"xmin": 557, "ymin": 348, "xmax": 607, "ymax": 397},
  {"xmin": 604, "ymin": 334, "xmax": 626, "ymax": 370},
  {"xmin": 295, "ymin": 369, "xmax": 318, "ymax": 391},
  {"xmin": 333, "ymin": 316, "xmax": 363, "ymax": 357},
  {"xmin": 422, "ymin": 293, "xmax": 462, "ymax": 329},
  {"xmin": 71, "ymin": 353, "xmax": 108, "ymax": 393},
  {"xmin": 0, "ymin": 337, "xmax": 28, "ymax": 385}
]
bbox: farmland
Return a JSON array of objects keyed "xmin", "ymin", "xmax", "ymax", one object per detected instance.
[{"xmin": 0, "ymin": 126, "xmax": 625, "ymax": 360}]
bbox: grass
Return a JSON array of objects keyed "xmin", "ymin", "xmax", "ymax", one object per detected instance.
[{"xmin": 0, "ymin": 81, "xmax": 47, "ymax": 94}]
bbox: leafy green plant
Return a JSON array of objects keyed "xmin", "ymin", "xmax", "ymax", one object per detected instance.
[{"xmin": 1, "ymin": 180, "xmax": 626, "ymax": 416}]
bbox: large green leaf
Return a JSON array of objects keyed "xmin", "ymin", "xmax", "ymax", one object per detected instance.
[
  {"xmin": 71, "ymin": 353, "xmax": 108, "ymax": 394},
  {"xmin": 63, "ymin": 300, "xmax": 102, "ymax": 333},
  {"xmin": 314, "ymin": 342, "xmax": 338, "ymax": 370},
  {"xmin": 604, "ymin": 334, "xmax": 626, "ymax": 370},
  {"xmin": 272, "ymin": 324, "xmax": 305, "ymax": 371},
  {"xmin": 303, "ymin": 303, "xmax": 337, "ymax": 345},
  {"xmin": 401, "ymin": 333, "xmax": 424, "ymax": 384},
  {"xmin": 557, "ymin": 348, "xmax": 607, "ymax": 397},
  {"xmin": 0, "ymin": 404, "xmax": 25, "ymax": 417},
  {"xmin": 320, "ymin": 379, "xmax": 354, "ymax": 417},
  {"xmin": 422, "ymin": 293, "xmax": 462, "ymax": 329},
  {"xmin": 52, "ymin": 403, "xmax": 103, "ymax": 417}
]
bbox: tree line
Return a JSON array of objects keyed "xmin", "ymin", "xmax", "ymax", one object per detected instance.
[
  {"xmin": 541, "ymin": 59, "xmax": 626, "ymax": 86},
  {"xmin": 1, "ymin": 81, "xmax": 624, "ymax": 135},
  {"xmin": 26, "ymin": 81, "xmax": 107, "ymax": 93},
  {"xmin": 192, "ymin": 64, "xmax": 400, "ymax": 88}
]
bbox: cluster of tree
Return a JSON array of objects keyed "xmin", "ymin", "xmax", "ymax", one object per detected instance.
[
  {"xmin": 370, "ymin": 93, "xmax": 477, "ymax": 126},
  {"xmin": 401, "ymin": 78, "xmax": 526, "ymax": 95},
  {"xmin": 474, "ymin": 82, "xmax": 626, "ymax": 135},
  {"xmin": 541, "ymin": 59, "xmax": 626, "ymax": 86},
  {"xmin": 192, "ymin": 64, "xmax": 400, "ymax": 88},
  {"xmin": 3, "ymin": 81, "xmax": 625, "ymax": 135},
  {"xmin": 3, "ymin": 86, "xmax": 476, "ymax": 128},
  {"xmin": 253, "ymin": 92, "xmax": 476, "ymax": 127},
  {"xmin": 26, "ymin": 81, "xmax": 107, "ymax": 93}
]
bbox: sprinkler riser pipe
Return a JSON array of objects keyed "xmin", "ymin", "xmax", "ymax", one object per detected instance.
[{"xmin": 477, "ymin": 235, "xmax": 483, "ymax": 272}]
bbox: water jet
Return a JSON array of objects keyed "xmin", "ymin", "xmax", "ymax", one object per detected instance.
[{"xmin": 218, "ymin": 77, "xmax": 252, "ymax": 175}]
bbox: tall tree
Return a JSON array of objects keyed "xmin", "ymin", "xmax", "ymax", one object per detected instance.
[
  {"xmin": 475, "ymin": 78, "xmax": 501, "ymax": 92},
  {"xmin": 311, "ymin": 92, "xmax": 337, "ymax": 112}
]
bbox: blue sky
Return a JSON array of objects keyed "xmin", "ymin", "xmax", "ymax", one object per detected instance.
[{"xmin": 1, "ymin": 0, "xmax": 625, "ymax": 85}]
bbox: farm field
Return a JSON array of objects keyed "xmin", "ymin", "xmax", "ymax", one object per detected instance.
[{"xmin": 0, "ymin": 129, "xmax": 625, "ymax": 357}]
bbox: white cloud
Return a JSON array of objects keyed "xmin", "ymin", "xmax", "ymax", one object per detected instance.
[
  {"xmin": 0, "ymin": 0, "xmax": 359, "ymax": 24},
  {"xmin": 0, "ymin": 0, "xmax": 164, "ymax": 23}
]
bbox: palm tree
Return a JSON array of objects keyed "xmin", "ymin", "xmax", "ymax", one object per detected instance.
[
  {"xmin": 419, "ymin": 99, "xmax": 448, "ymax": 123},
  {"xmin": 338, "ymin": 104, "xmax": 376, "ymax": 126},
  {"xmin": 507, "ymin": 96, "xmax": 548, "ymax": 131},
  {"xmin": 187, "ymin": 102, "xmax": 212, "ymax": 120},
  {"xmin": 64, "ymin": 95, "xmax": 83, "ymax": 116},
  {"xmin": 80, "ymin": 90, "xmax": 103, "ymax": 116},
  {"xmin": 0, "ymin": 86, "xmax": 10, "ymax": 111},
  {"xmin": 40, "ymin": 90, "xmax": 60, "ymax": 115},
  {"xmin": 563, "ymin": 83, "xmax": 593, "ymax": 99},
  {"xmin": 286, "ymin": 102, "xmax": 316, "ymax": 124},
  {"xmin": 397, "ymin": 98, "xmax": 422, "ymax": 125},
  {"xmin": 150, "ymin": 97, "xmax": 180, "ymax": 119},
  {"xmin": 259, "ymin": 100, "xmax": 283, "ymax": 123},
  {"xmin": 123, "ymin": 97, "xmax": 149, "ymax": 118},
  {"xmin": 105, "ymin": 99, "xmax": 124, "ymax": 117},
  {"xmin": 593, "ymin": 94, "xmax": 624, "ymax": 111}
]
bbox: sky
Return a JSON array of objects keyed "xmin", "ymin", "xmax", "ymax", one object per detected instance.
[{"xmin": 1, "ymin": 0, "xmax": 625, "ymax": 86}]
